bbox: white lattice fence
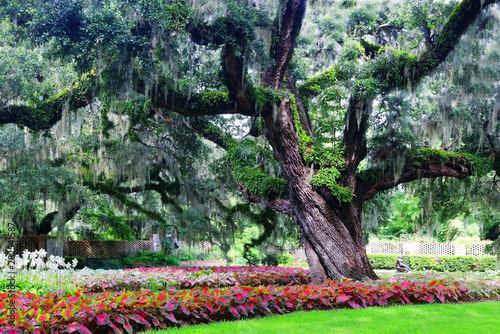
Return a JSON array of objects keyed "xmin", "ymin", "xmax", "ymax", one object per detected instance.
[
  {"xmin": 418, "ymin": 243, "xmax": 454, "ymax": 255},
  {"xmin": 289, "ymin": 248, "xmax": 307, "ymax": 263},
  {"xmin": 366, "ymin": 243, "xmax": 403, "ymax": 254},
  {"xmin": 367, "ymin": 242, "xmax": 491, "ymax": 256},
  {"xmin": 467, "ymin": 244, "xmax": 487, "ymax": 256},
  {"xmin": 253, "ymin": 242, "xmax": 490, "ymax": 264}
]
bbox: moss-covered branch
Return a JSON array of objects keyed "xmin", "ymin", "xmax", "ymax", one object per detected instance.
[
  {"xmin": 225, "ymin": 139, "xmax": 290, "ymax": 200},
  {"xmin": 184, "ymin": 118, "xmax": 238, "ymax": 150},
  {"xmin": 359, "ymin": 148, "xmax": 493, "ymax": 201},
  {"xmin": 145, "ymin": 82, "xmax": 248, "ymax": 116},
  {"xmin": 289, "ymin": 93, "xmax": 353, "ymax": 202},
  {"xmin": 114, "ymin": 181, "xmax": 183, "ymax": 214},
  {"xmin": 0, "ymin": 73, "xmax": 94, "ymax": 131},
  {"xmin": 261, "ymin": 0, "xmax": 307, "ymax": 89},
  {"xmin": 375, "ymin": 0, "xmax": 500, "ymax": 91},
  {"xmin": 186, "ymin": 117, "xmax": 292, "ymax": 212},
  {"xmin": 143, "ymin": 78, "xmax": 283, "ymax": 118},
  {"xmin": 158, "ymin": 4, "xmax": 277, "ymax": 117},
  {"xmin": 300, "ymin": 1, "xmax": 500, "ymax": 97},
  {"xmin": 84, "ymin": 180, "xmax": 168, "ymax": 226},
  {"xmin": 360, "ymin": 39, "xmax": 382, "ymax": 58},
  {"xmin": 298, "ymin": 67, "xmax": 339, "ymax": 102}
]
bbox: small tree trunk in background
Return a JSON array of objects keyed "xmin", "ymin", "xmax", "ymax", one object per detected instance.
[{"xmin": 157, "ymin": 227, "xmax": 167, "ymax": 255}]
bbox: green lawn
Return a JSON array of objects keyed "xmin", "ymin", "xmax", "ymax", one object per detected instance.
[{"xmin": 141, "ymin": 301, "xmax": 500, "ymax": 334}]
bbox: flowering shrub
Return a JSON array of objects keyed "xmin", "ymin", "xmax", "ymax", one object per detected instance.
[
  {"xmin": 0, "ymin": 249, "xmax": 77, "ymax": 271},
  {"xmin": 0, "ymin": 278, "xmax": 486, "ymax": 334}
]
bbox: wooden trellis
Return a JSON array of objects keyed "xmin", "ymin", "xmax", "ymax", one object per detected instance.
[{"xmin": 0, "ymin": 235, "xmax": 158, "ymax": 258}]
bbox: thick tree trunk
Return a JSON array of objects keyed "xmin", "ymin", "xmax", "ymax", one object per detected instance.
[
  {"xmin": 292, "ymin": 189, "xmax": 378, "ymax": 281},
  {"xmin": 262, "ymin": 96, "xmax": 377, "ymax": 282}
]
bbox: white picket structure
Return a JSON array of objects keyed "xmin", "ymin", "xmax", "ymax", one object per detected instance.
[
  {"xmin": 284, "ymin": 242, "xmax": 491, "ymax": 264},
  {"xmin": 365, "ymin": 242, "xmax": 491, "ymax": 256}
]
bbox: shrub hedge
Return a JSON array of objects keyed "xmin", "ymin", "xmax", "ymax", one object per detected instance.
[
  {"xmin": 123, "ymin": 250, "xmax": 179, "ymax": 267},
  {"xmin": 368, "ymin": 254, "xmax": 497, "ymax": 272}
]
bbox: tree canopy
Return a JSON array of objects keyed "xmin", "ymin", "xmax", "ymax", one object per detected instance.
[{"xmin": 1, "ymin": 0, "xmax": 500, "ymax": 281}]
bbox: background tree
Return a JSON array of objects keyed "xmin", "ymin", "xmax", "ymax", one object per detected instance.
[{"xmin": 1, "ymin": 0, "xmax": 500, "ymax": 282}]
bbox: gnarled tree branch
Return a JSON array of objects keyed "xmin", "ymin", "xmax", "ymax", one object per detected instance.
[
  {"xmin": 359, "ymin": 149, "xmax": 491, "ymax": 201},
  {"xmin": 182, "ymin": 117, "xmax": 293, "ymax": 215},
  {"xmin": 0, "ymin": 78, "xmax": 94, "ymax": 131},
  {"xmin": 376, "ymin": 0, "xmax": 500, "ymax": 92},
  {"xmin": 84, "ymin": 180, "xmax": 168, "ymax": 226},
  {"xmin": 261, "ymin": 0, "xmax": 307, "ymax": 89}
]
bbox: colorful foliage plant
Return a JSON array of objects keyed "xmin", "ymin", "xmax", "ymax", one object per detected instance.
[
  {"xmin": 0, "ymin": 278, "xmax": 478, "ymax": 334},
  {"xmin": 77, "ymin": 266, "xmax": 311, "ymax": 292}
]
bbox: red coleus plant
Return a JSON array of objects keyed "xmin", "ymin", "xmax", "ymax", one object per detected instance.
[
  {"xmin": 80, "ymin": 266, "xmax": 311, "ymax": 292},
  {"xmin": 0, "ymin": 278, "xmax": 473, "ymax": 334}
]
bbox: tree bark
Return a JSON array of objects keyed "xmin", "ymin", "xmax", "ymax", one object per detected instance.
[{"xmin": 262, "ymin": 96, "xmax": 378, "ymax": 281}]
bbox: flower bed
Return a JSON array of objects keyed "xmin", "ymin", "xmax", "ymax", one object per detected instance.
[
  {"xmin": 0, "ymin": 278, "xmax": 487, "ymax": 334},
  {"xmin": 178, "ymin": 260, "xmax": 226, "ymax": 266},
  {"xmin": 75, "ymin": 266, "xmax": 310, "ymax": 292},
  {"xmin": 1, "ymin": 266, "xmax": 499, "ymax": 333}
]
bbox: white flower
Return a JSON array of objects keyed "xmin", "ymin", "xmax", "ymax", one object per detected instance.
[
  {"xmin": 0, "ymin": 249, "xmax": 76, "ymax": 272},
  {"xmin": 29, "ymin": 251, "xmax": 37, "ymax": 260},
  {"xmin": 37, "ymin": 249, "xmax": 47, "ymax": 259},
  {"xmin": 22, "ymin": 250, "xmax": 30, "ymax": 269},
  {"xmin": 35, "ymin": 258, "xmax": 45, "ymax": 270},
  {"xmin": 15, "ymin": 255, "xmax": 23, "ymax": 270}
]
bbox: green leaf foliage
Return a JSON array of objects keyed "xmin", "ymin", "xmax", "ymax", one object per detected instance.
[
  {"xmin": 311, "ymin": 168, "xmax": 353, "ymax": 202},
  {"xmin": 226, "ymin": 139, "xmax": 289, "ymax": 198},
  {"xmin": 409, "ymin": 148, "xmax": 493, "ymax": 177}
]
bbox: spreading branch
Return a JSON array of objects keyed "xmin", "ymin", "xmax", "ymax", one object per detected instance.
[
  {"xmin": 84, "ymin": 180, "xmax": 169, "ymax": 226},
  {"xmin": 359, "ymin": 149, "xmax": 491, "ymax": 201},
  {"xmin": 0, "ymin": 78, "xmax": 94, "ymax": 131},
  {"xmin": 182, "ymin": 117, "xmax": 293, "ymax": 215},
  {"xmin": 262, "ymin": 0, "xmax": 307, "ymax": 89},
  {"xmin": 146, "ymin": 8, "xmax": 264, "ymax": 118},
  {"xmin": 299, "ymin": 0, "xmax": 500, "ymax": 101},
  {"xmin": 37, "ymin": 204, "xmax": 82, "ymax": 235},
  {"xmin": 376, "ymin": 0, "xmax": 500, "ymax": 91},
  {"xmin": 141, "ymin": 82, "xmax": 255, "ymax": 117}
]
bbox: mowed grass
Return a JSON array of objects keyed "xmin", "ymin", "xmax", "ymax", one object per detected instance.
[{"xmin": 141, "ymin": 301, "xmax": 500, "ymax": 334}]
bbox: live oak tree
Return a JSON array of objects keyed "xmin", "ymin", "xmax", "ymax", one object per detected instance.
[{"xmin": 1, "ymin": 0, "xmax": 500, "ymax": 282}]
